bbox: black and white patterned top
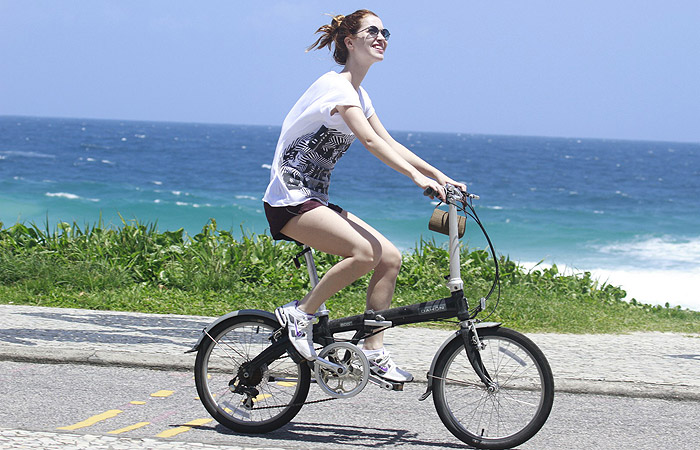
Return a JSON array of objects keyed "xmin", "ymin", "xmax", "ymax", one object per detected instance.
[{"xmin": 263, "ymin": 72, "xmax": 375, "ymax": 206}]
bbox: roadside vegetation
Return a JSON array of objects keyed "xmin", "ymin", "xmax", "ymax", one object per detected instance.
[{"xmin": 1, "ymin": 219, "xmax": 698, "ymax": 334}]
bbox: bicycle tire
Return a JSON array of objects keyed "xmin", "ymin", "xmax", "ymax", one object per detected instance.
[
  {"xmin": 194, "ymin": 314, "xmax": 311, "ymax": 433},
  {"xmin": 432, "ymin": 326, "xmax": 554, "ymax": 449}
]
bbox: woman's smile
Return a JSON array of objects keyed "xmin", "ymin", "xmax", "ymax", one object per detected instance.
[{"xmin": 372, "ymin": 41, "xmax": 386, "ymax": 53}]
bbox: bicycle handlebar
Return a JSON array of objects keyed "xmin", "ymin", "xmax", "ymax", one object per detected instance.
[{"xmin": 423, "ymin": 185, "xmax": 480, "ymax": 203}]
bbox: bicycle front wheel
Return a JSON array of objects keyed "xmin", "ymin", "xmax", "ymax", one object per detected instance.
[
  {"xmin": 194, "ymin": 314, "xmax": 311, "ymax": 433},
  {"xmin": 432, "ymin": 327, "xmax": 554, "ymax": 450}
]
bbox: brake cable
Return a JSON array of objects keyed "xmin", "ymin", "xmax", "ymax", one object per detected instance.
[{"xmin": 458, "ymin": 195, "xmax": 501, "ymax": 320}]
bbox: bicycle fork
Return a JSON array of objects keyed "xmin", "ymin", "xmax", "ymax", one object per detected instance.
[
  {"xmin": 460, "ymin": 320, "xmax": 498, "ymax": 391},
  {"xmin": 420, "ymin": 320, "xmax": 500, "ymax": 401}
]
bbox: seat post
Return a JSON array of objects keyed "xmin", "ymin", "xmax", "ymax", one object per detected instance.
[{"xmin": 303, "ymin": 245, "xmax": 329, "ymax": 316}]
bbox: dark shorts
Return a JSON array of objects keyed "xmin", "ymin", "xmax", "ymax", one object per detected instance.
[{"xmin": 264, "ymin": 200, "xmax": 344, "ymax": 241}]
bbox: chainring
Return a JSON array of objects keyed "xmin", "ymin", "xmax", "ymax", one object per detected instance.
[{"xmin": 314, "ymin": 342, "xmax": 370, "ymax": 398}]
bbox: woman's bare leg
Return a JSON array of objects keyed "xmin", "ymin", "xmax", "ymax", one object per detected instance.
[
  {"xmin": 341, "ymin": 211, "xmax": 402, "ymax": 350},
  {"xmin": 280, "ymin": 206, "xmax": 382, "ymax": 313},
  {"xmin": 280, "ymin": 206, "xmax": 402, "ymax": 350}
]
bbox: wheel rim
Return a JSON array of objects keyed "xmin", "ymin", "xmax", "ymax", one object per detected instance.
[
  {"xmin": 200, "ymin": 321, "xmax": 305, "ymax": 426},
  {"xmin": 441, "ymin": 335, "xmax": 548, "ymax": 441}
]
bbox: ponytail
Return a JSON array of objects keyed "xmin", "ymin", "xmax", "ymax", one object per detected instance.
[{"xmin": 306, "ymin": 10, "xmax": 377, "ymax": 65}]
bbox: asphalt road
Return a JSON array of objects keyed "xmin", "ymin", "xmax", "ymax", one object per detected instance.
[{"xmin": 1, "ymin": 360, "xmax": 698, "ymax": 449}]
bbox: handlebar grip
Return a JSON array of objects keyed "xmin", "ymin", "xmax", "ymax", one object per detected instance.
[{"xmin": 424, "ymin": 186, "xmax": 480, "ymax": 201}]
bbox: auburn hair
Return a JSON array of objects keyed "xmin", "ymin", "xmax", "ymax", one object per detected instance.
[{"xmin": 306, "ymin": 9, "xmax": 378, "ymax": 65}]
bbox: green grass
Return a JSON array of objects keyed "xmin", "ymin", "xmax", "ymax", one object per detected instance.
[{"xmin": 1, "ymin": 218, "xmax": 698, "ymax": 334}]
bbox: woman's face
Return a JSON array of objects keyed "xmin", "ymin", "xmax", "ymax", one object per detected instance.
[{"xmin": 350, "ymin": 15, "xmax": 388, "ymax": 63}]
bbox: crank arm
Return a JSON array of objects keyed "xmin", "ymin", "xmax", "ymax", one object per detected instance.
[
  {"xmin": 368, "ymin": 375, "xmax": 404, "ymax": 391},
  {"xmin": 314, "ymin": 357, "xmax": 347, "ymax": 375}
]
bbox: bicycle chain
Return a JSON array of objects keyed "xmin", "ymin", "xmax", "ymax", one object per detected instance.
[{"xmin": 249, "ymin": 396, "xmax": 337, "ymax": 410}]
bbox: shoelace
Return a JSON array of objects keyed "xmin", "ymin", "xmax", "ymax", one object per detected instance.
[{"xmin": 291, "ymin": 314, "xmax": 313, "ymax": 338}]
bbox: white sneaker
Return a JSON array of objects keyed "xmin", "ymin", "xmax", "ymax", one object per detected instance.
[
  {"xmin": 275, "ymin": 301, "xmax": 317, "ymax": 361},
  {"xmin": 363, "ymin": 348, "xmax": 414, "ymax": 383}
]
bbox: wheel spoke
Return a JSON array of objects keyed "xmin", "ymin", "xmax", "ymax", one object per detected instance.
[
  {"xmin": 194, "ymin": 318, "xmax": 311, "ymax": 433},
  {"xmin": 433, "ymin": 328, "xmax": 553, "ymax": 448}
]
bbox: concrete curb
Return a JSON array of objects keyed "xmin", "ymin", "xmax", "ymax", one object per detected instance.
[
  {"xmin": 2, "ymin": 304, "xmax": 699, "ymax": 402},
  {"xmin": 553, "ymin": 378, "xmax": 700, "ymax": 401},
  {"xmin": 0, "ymin": 347, "xmax": 196, "ymax": 372},
  {"xmin": 3, "ymin": 345, "xmax": 699, "ymax": 401}
]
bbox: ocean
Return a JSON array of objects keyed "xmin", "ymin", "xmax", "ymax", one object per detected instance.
[{"xmin": 2, "ymin": 116, "xmax": 699, "ymax": 311}]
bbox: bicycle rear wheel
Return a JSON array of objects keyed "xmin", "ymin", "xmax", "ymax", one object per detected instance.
[
  {"xmin": 194, "ymin": 314, "xmax": 311, "ymax": 433},
  {"xmin": 432, "ymin": 327, "xmax": 554, "ymax": 449}
]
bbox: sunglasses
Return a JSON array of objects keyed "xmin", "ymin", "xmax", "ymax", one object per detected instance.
[{"xmin": 356, "ymin": 25, "xmax": 390, "ymax": 40}]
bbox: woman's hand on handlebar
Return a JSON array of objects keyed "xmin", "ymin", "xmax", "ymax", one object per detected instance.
[
  {"xmin": 436, "ymin": 173, "xmax": 467, "ymax": 193},
  {"xmin": 414, "ymin": 174, "xmax": 446, "ymax": 201}
]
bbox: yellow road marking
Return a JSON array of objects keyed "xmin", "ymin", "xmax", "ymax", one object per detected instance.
[
  {"xmin": 254, "ymin": 393, "xmax": 271, "ymax": 402},
  {"xmin": 57, "ymin": 409, "xmax": 123, "ymax": 430},
  {"xmin": 186, "ymin": 418, "xmax": 213, "ymax": 426},
  {"xmin": 277, "ymin": 381, "xmax": 297, "ymax": 387},
  {"xmin": 156, "ymin": 418, "xmax": 212, "ymax": 438},
  {"xmin": 108, "ymin": 421, "xmax": 150, "ymax": 434},
  {"xmin": 156, "ymin": 426, "xmax": 190, "ymax": 438},
  {"xmin": 130, "ymin": 401, "xmax": 146, "ymax": 405},
  {"xmin": 150, "ymin": 390, "xmax": 174, "ymax": 398}
]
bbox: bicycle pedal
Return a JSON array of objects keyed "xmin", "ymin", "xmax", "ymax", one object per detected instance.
[{"xmin": 368, "ymin": 375, "xmax": 403, "ymax": 391}]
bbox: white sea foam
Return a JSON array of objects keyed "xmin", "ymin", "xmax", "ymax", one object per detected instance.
[
  {"xmin": 44, "ymin": 192, "xmax": 99, "ymax": 202},
  {"xmin": 261, "ymin": 164, "xmax": 272, "ymax": 170},
  {"xmin": 590, "ymin": 267, "xmax": 700, "ymax": 311},
  {"xmin": 596, "ymin": 235, "xmax": 700, "ymax": 268},
  {"xmin": 151, "ymin": 181, "xmax": 163, "ymax": 185},
  {"xmin": 235, "ymin": 195, "xmax": 259, "ymax": 201},
  {"xmin": 520, "ymin": 260, "xmax": 700, "ymax": 311},
  {"xmin": 1, "ymin": 150, "xmax": 55, "ymax": 159},
  {"xmin": 45, "ymin": 192, "xmax": 80, "ymax": 200}
]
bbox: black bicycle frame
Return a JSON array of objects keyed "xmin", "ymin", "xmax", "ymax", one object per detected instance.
[
  {"xmin": 236, "ymin": 288, "xmax": 493, "ymax": 390},
  {"xmin": 236, "ymin": 185, "xmax": 496, "ymax": 389},
  {"xmin": 319, "ymin": 289, "xmax": 471, "ymax": 344},
  {"xmin": 322, "ymin": 289, "xmax": 494, "ymax": 389}
]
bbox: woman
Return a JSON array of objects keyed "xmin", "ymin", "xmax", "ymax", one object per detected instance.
[{"xmin": 263, "ymin": 9, "xmax": 465, "ymax": 383}]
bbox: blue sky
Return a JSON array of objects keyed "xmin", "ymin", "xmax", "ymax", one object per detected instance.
[{"xmin": 1, "ymin": 1, "xmax": 699, "ymax": 142}]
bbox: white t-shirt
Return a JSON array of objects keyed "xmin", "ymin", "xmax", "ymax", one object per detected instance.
[{"xmin": 263, "ymin": 71, "xmax": 375, "ymax": 207}]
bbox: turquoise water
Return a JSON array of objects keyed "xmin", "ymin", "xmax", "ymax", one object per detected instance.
[{"xmin": 2, "ymin": 116, "xmax": 699, "ymax": 310}]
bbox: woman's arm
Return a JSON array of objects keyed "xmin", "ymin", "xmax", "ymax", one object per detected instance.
[
  {"xmin": 368, "ymin": 113, "xmax": 467, "ymax": 192},
  {"xmin": 336, "ymin": 105, "xmax": 447, "ymax": 200}
]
